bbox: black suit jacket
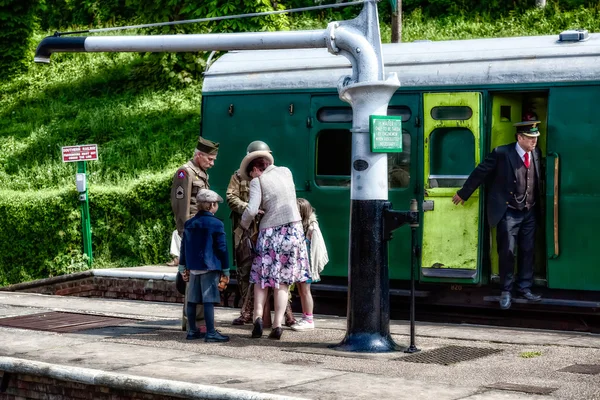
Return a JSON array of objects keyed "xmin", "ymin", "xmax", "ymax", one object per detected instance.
[{"xmin": 457, "ymin": 143, "xmax": 543, "ymax": 228}]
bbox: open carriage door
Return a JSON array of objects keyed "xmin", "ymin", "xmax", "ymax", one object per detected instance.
[{"xmin": 420, "ymin": 92, "xmax": 483, "ymax": 284}]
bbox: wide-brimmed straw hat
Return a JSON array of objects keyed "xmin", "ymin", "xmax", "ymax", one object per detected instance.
[{"xmin": 239, "ymin": 151, "xmax": 274, "ymax": 181}]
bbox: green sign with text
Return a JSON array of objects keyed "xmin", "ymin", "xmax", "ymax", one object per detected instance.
[{"xmin": 370, "ymin": 115, "xmax": 403, "ymax": 153}]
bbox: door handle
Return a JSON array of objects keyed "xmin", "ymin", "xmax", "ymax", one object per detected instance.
[
  {"xmin": 423, "ymin": 200, "xmax": 434, "ymax": 212},
  {"xmin": 546, "ymin": 152, "xmax": 559, "ymax": 258}
]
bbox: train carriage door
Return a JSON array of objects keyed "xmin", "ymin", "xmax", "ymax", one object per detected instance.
[
  {"xmin": 421, "ymin": 92, "xmax": 483, "ymax": 284},
  {"xmin": 308, "ymin": 94, "xmax": 419, "ymax": 280}
]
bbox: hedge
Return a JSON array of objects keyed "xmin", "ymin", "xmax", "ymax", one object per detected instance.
[{"xmin": 0, "ymin": 172, "xmax": 173, "ymax": 286}]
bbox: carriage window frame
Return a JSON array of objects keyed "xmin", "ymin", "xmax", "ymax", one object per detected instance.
[
  {"xmin": 316, "ymin": 106, "xmax": 412, "ymax": 123},
  {"xmin": 314, "ymin": 128, "xmax": 412, "ymax": 189},
  {"xmin": 430, "ymin": 106, "xmax": 473, "ymax": 120}
]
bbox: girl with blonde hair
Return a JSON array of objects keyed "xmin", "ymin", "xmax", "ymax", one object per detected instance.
[{"xmin": 291, "ymin": 198, "xmax": 329, "ymax": 331}]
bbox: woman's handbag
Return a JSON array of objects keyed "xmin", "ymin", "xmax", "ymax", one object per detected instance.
[
  {"xmin": 175, "ymin": 272, "xmax": 186, "ymax": 295},
  {"xmin": 234, "ymin": 220, "xmax": 258, "ymax": 267}
]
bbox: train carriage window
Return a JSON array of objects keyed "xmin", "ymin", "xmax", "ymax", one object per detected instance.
[
  {"xmin": 431, "ymin": 106, "xmax": 472, "ymax": 120},
  {"xmin": 428, "ymin": 127, "xmax": 474, "ymax": 188},
  {"xmin": 500, "ymin": 105, "xmax": 512, "ymax": 122},
  {"xmin": 317, "ymin": 108, "xmax": 353, "ymax": 123},
  {"xmin": 389, "ymin": 131, "xmax": 411, "ymax": 188},
  {"xmin": 387, "ymin": 106, "xmax": 412, "ymax": 122},
  {"xmin": 315, "ymin": 129, "xmax": 411, "ymax": 188},
  {"xmin": 317, "ymin": 106, "xmax": 412, "ymax": 123}
]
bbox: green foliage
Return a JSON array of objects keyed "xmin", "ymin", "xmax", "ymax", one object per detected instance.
[
  {"xmin": 397, "ymin": 5, "xmax": 600, "ymax": 42},
  {"xmin": 128, "ymin": 219, "xmax": 171, "ymax": 265},
  {"xmin": 0, "ymin": 0, "xmax": 39, "ymax": 80},
  {"xmin": 131, "ymin": 1, "xmax": 290, "ymax": 86},
  {"xmin": 37, "ymin": 0, "xmax": 135, "ymax": 30},
  {"xmin": 90, "ymin": 172, "xmax": 172, "ymax": 264},
  {"xmin": 519, "ymin": 351, "xmax": 542, "ymax": 358},
  {"xmin": 45, "ymin": 250, "xmax": 90, "ymax": 277},
  {"xmin": 0, "ymin": 46, "xmax": 201, "ymax": 191},
  {"xmin": 0, "ymin": 173, "xmax": 173, "ymax": 286},
  {"xmin": 0, "ymin": 188, "xmax": 81, "ymax": 285}
]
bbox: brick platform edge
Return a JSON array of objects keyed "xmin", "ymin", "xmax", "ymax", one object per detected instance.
[
  {"xmin": 0, "ymin": 271, "xmax": 185, "ymax": 304},
  {"xmin": 0, "ymin": 270, "xmax": 240, "ymax": 307},
  {"xmin": 0, "ymin": 357, "xmax": 303, "ymax": 400}
]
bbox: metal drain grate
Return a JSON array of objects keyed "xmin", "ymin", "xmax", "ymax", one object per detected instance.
[
  {"xmin": 558, "ymin": 364, "xmax": 600, "ymax": 375},
  {"xmin": 397, "ymin": 345, "xmax": 502, "ymax": 365},
  {"xmin": 0, "ymin": 311, "xmax": 134, "ymax": 333},
  {"xmin": 485, "ymin": 383, "xmax": 557, "ymax": 395}
]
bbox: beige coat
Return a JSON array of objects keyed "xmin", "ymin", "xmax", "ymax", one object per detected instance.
[{"xmin": 241, "ymin": 165, "xmax": 300, "ymax": 230}]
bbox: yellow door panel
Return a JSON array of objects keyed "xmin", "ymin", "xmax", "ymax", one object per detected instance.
[{"xmin": 421, "ymin": 92, "xmax": 482, "ymax": 282}]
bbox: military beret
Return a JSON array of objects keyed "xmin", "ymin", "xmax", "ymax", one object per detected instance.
[
  {"xmin": 196, "ymin": 189, "xmax": 223, "ymax": 203},
  {"xmin": 196, "ymin": 137, "xmax": 219, "ymax": 155},
  {"xmin": 514, "ymin": 120, "xmax": 541, "ymax": 137}
]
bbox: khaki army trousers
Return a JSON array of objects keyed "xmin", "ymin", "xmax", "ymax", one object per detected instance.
[
  {"xmin": 237, "ymin": 261, "xmax": 252, "ymax": 304},
  {"xmin": 182, "ymin": 283, "xmax": 204, "ymax": 331}
]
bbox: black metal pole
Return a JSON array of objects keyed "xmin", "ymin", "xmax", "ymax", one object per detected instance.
[
  {"xmin": 333, "ymin": 200, "xmax": 399, "ymax": 352},
  {"xmin": 405, "ymin": 224, "xmax": 420, "ymax": 353}
]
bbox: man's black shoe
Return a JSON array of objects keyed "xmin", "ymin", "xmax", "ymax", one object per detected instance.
[
  {"xmin": 499, "ymin": 291, "xmax": 511, "ymax": 310},
  {"xmin": 205, "ymin": 330, "xmax": 230, "ymax": 343},
  {"xmin": 186, "ymin": 331, "xmax": 205, "ymax": 340},
  {"xmin": 521, "ymin": 291, "xmax": 542, "ymax": 302}
]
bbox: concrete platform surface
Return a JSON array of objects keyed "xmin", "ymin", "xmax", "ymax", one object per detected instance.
[{"xmin": 0, "ymin": 289, "xmax": 599, "ymax": 399}]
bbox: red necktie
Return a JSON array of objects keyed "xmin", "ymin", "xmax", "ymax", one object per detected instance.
[{"xmin": 524, "ymin": 152, "xmax": 530, "ymax": 169}]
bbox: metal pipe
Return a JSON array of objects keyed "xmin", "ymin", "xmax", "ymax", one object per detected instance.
[
  {"xmin": 35, "ymin": 30, "xmax": 328, "ymax": 63},
  {"xmin": 328, "ymin": 1, "xmax": 402, "ymax": 352}
]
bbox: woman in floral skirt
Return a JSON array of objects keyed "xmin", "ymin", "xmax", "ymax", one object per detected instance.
[{"xmin": 238, "ymin": 150, "xmax": 310, "ymax": 340}]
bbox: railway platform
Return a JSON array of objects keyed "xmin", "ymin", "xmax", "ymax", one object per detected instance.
[{"xmin": 0, "ymin": 283, "xmax": 599, "ymax": 399}]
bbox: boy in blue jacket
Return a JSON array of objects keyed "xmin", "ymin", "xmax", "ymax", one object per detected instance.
[{"xmin": 179, "ymin": 189, "xmax": 230, "ymax": 342}]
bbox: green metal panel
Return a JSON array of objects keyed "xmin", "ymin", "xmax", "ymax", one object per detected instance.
[
  {"xmin": 546, "ymin": 86, "xmax": 600, "ymax": 290},
  {"xmin": 388, "ymin": 93, "xmax": 421, "ymax": 280},
  {"xmin": 421, "ymin": 92, "xmax": 482, "ymax": 283},
  {"xmin": 306, "ymin": 94, "xmax": 420, "ymax": 280},
  {"xmin": 201, "ymin": 93, "xmax": 312, "ymax": 269}
]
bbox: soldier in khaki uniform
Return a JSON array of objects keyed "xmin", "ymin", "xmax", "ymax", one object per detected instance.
[
  {"xmin": 171, "ymin": 136, "xmax": 219, "ymax": 331},
  {"xmin": 229, "ymin": 141, "xmax": 296, "ymax": 327},
  {"xmin": 227, "ymin": 169, "xmax": 251, "ymax": 303}
]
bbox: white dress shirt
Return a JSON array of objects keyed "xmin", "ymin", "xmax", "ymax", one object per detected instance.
[{"xmin": 515, "ymin": 143, "xmax": 531, "ymax": 165}]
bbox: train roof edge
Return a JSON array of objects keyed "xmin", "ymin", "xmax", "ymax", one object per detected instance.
[{"xmin": 203, "ymin": 32, "xmax": 600, "ymax": 92}]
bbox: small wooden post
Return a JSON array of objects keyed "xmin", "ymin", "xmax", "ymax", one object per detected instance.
[{"xmin": 391, "ymin": 0, "xmax": 402, "ymax": 43}]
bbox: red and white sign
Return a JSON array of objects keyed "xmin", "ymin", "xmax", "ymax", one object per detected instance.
[{"xmin": 62, "ymin": 144, "xmax": 98, "ymax": 163}]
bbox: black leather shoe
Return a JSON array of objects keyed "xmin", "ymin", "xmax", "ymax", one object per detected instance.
[
  {"xmin": 521, "ymin": 291, "xmax": 542, "ymax": 302},
  {"xmin": 205, "ymin": 330, "xmax": 230, "ymax": 343},
  {"xmin": 499, "ymin": 291, "xmax": 512, "ymax": 310},
  {"xmin": 268, "ymin": 327, "xmax": 283, "ymax": 340},
  {"xmin": 251, "ymin": 317, "xmax": 263, "ymax": 338},
  {"xmin": 186, "ymin": 331, "xmax": 205, "ymax": 340}
]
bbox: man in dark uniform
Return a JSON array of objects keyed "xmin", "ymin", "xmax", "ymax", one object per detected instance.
[
  {"xmin": 171, "ymin": 136, "xmax": 219, "ymax": 331},
  {"xmin": 452, "ymin": 121, "xmax": 543, "ymax": 310}
]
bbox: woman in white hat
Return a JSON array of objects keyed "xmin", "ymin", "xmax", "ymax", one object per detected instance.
[{"xmin": 238, "ymin": 150, "xmax": 311, "ymax": 340}]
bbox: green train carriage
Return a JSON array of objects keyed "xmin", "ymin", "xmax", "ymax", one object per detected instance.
[{"xmin": 202, "ymin": 30, "xmax": 600, "ymax": 309}]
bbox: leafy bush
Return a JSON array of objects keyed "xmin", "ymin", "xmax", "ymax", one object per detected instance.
[
  {"xmin": 0, "ymin": 0, "xmax": 39, "ymax": 80},
  {"xmin": 0, "ymin": 172, "xmax": 173, "ymax": 286}
]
